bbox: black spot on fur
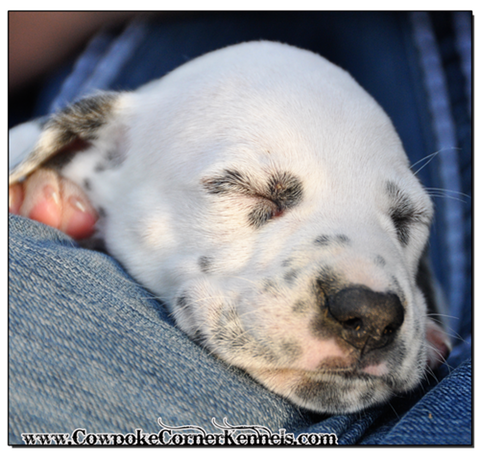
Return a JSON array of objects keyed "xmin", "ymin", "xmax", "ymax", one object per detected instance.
[
  {"xmin": 198, "ymin": 256, "xmax": 212, "ymax": 274},
  {"xmin": 106, "ymin": 148, "xmax": 123, "ymax": 167},
  {"xmin": 314, "ymin": 235, "xmax": 331, "ymax": 246},
  {"xmin": 83, "ymin": 178, "xmax": 92, "ymax": 191},
  {"xmin": 294, "ymin": 378, "xmax": 354, "ymax": 412},
  {"xmin": 374, "ymin": 255, "xmax": 387, "ymax": 268},
  {"xmin": 280, "ymin": 340, "xmax": 302, "ymax": 361},
  {"xmin": 314, "ymin": 234, "xmax": 350, "ymax": 247},
  {"xmin": 176, "ymin": 295, "xmax": 189, "ymax": 309},
  {"xmin": 94, "ymin": 147, "xmax": 126, "ymax": 173},
  {"xmin": 95, "ymin": 162, "xmax": 106, "ymax": 173},
  {"xmin": 336, "ymin": 234, "xmax": 350, "ymax": 244},
  {"xmin": 262, "ymin": 279, "xmax": 279, "ymax": 295},
  {"xmin": 284, "ymin": 269, "xmax": 299, "ymax": 284},
  {"xmin": 210, "ymin": 309, "xmax": 278, "ymax": 361},
  {"xmin": 97, "ymin": 207, "xmax": 107, "ymax": 218},
  {"xmin": 292, "ymin": 300, "xmax": 309, "ymax": 314},
  {"xmin": 282, "ymin": 258, "xmax": 293, "ymax": 268}
]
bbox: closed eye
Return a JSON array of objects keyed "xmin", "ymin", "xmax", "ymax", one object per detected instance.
[
  {"xmin": 203, "ymin": 168, "xmax": 303, "ymax": 228},
  {"xmin": 389, "ymin": 203, "xmax": 415, "ymax": 245},
  {"xmin": 386, "ymin": 181, "xmax": 431, "ymax": 246}
]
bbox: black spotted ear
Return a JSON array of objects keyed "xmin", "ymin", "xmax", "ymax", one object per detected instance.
[
  {"xmin": 416, "ymin": 247, "xmax": 452, "ymax": 368},
  {"xmin": 9, "ymin": 92, "xmax": 121, "ymax": 185}
]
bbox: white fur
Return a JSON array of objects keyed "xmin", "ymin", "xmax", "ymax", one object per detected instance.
[{"xmin": 10, "ymin": 41, "xmax": 442, "ymax": 413}]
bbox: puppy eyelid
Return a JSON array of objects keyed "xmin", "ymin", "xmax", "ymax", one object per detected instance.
[{"xmin": 203, "ymin": 168, "xmax": 303, "ymax": 228}]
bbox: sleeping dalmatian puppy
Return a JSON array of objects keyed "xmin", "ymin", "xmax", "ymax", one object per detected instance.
[{"xmin": 9, "ymin": 41, "xmax": 451, "ymax": 414}]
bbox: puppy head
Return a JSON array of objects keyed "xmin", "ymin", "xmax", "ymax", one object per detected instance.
[{"xmin": 10, "ymin": 41, "xmax": 450, "ymax": 413}]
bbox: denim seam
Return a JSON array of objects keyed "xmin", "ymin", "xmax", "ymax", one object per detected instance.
[{"xmin": 410, "ymin": 12, "xmax": 465, "ymax": 334}]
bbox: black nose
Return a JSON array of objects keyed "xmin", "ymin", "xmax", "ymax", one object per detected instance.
[{"xmin": 327, "ymin": 286, "xmax": 404, "ymax": 352}]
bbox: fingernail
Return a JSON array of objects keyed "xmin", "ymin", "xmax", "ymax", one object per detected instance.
[
  {"xmin": 69, "ymin": 196, "xmax": 86, "ymax": 213},
  {"xmin": 44, "ymin": 185, "xmax": 60, "ymax": 205},
  {"xmin": 65, "ymin": 196, "xmax": 97, "ymax": 240}
]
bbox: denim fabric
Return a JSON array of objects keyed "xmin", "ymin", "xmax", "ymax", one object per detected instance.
[
  {"xmin": 9, "ymin": 11, "xmax": 471, "ymax": 445},
  {"xmin": 363, "ymin": 359, "xmax": 472, "ymax": 445},
  {"xmin": 8, "ymin": 214, "xmax": 314, "ymax": 442},
  {"xmin": 8, "ymin": 215, "xmax": 472, "ymax": 445}
]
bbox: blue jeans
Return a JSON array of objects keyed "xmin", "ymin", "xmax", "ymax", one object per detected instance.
[{"xmin": 9, "ymin": 12, "xmax": 471, "ymax": 445}]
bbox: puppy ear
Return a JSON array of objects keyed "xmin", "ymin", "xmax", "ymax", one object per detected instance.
[
  {"xmin": 416, "ymin": 247, "xmax": 452, "ymax": 369},
  {"xmin": 9, "ymin": 92, "xmax": 122, "ymax": 185}
]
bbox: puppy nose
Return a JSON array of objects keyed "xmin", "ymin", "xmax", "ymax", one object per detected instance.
[{"xmin": 327, "ymin": 286, "xmax": 404, "ymax": 352}]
